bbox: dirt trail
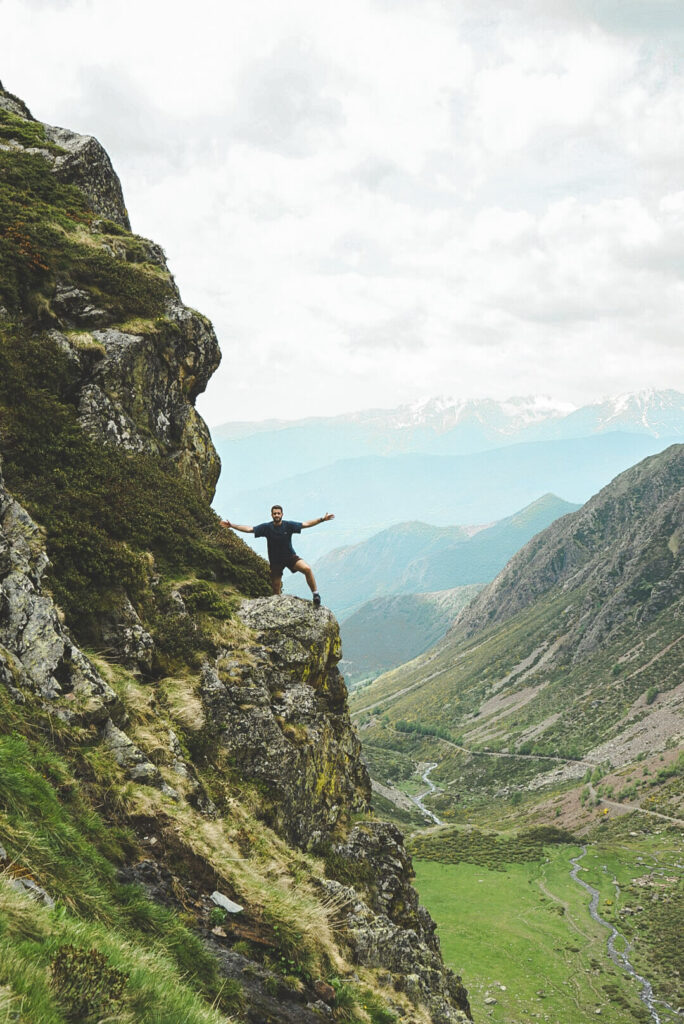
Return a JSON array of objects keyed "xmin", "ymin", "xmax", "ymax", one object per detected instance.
[{"xmin": 587, "ymin": 784, "xmax": 684, "ymax": 827}]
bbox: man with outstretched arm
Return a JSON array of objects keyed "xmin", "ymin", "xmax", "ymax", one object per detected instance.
[{"xmin": 221, "ymin": 505, "xmax": 335, "ymax": 607}]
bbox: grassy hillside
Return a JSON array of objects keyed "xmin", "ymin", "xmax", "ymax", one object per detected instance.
[
  {"xmin": 340, "ymin": 585, "xmax": 484, "ymax": 686},
  {"xmin": 353, "ymin": 448, "xmax": 682, "ymax": 805},
  {"xmin": 350, "ymin": 446, "xmax": 683, "ymax": 1021}
]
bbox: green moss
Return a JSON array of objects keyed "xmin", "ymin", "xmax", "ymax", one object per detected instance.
[
  {"xmin": 0, "ymin": 109, "xmax": 64, "ymax": 153},
  {"xmin": 0, "ymin": 133, "xmax": 171, "ymax": 319},
  {"xmin": 0, "ymin": 328, "xmax": 270, "ymax": 649},
  {"xmin": 0, "ymin": 149, "xmax": 90, "ymax": 310}
]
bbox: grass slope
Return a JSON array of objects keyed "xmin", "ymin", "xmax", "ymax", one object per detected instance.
[
  {"xmin": 341, "ymin": 585, "xmax": 483, "ymax": 686},
  {"xmin": 413, "ymin": 823, "xmax": 682, "ymax": 1024}
]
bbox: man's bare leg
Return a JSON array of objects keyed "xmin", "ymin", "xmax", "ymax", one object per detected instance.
[
  {"xmin": 271, "ymin": 572, "xmax": 283, "ymax": 595},
  {"xmin": 293, "ymin": 559, "xmax": 317, "ymax": 593}
]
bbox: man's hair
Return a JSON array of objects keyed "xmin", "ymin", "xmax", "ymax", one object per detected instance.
[{"xmin": 271, "ymin": 504, "xmax": 283, "ymax": 514}]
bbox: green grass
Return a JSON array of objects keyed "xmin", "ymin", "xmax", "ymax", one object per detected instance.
[
  {"xmin": 576, "ymin": 828, "xmax": 683, "ymax": 1010},
  {"xmin": 0, "ymin": 877, "xmax": 241, "ymax": 1023},
  {"xmin": 0, "ymin": 733, "xmax": 244, "ymax": 1020},
  {"xmin": 352, "ymin": 583, "xmax": 682, "ymax": 767},
  {"xmin": 413, "ymin": 846, "xmax": 670, "ymax": 1024}
]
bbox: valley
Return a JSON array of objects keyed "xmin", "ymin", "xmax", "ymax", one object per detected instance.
[
  {"xmin": 412, "ymin": 823, "xmax": 682, "ymax": 1024},
  {"xmin": 350, "ymin": 445, "xmax": 683, "ymax": 1023}
]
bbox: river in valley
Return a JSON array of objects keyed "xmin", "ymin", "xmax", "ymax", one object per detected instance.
[
  {"xmin": 570, "ymin": 847, "xmax": 681, "ymax": 1023},
  {"xmin": 411, "ymin": 762, "xmax": 443, "ymax": 825}
]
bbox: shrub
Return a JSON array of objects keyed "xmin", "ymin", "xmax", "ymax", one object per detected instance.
[{"xmin": 51, "ymin": 944, "xmax": 128, "ymax": 1022}]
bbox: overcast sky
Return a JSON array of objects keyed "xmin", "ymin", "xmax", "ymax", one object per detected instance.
[{"xmin": 1, "ymin": 0, "xmax": 683, "ymax": 424}]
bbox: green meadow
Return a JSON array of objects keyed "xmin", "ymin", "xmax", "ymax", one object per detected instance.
[{"xmin": 413, "ymin": 834, "xmax": 681, "ymax": 1024}]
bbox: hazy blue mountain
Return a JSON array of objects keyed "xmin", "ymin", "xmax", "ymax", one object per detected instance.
[
  {"xmin": 305, "ymin": 494, "xmax": 578, "ymax": 616},
  {"xmin": 307, "ymin": 521, "xmax": 476, "ymax": 612},
  {"xmin": 213, "ymin": 390, "xmax": 684, "ymax": 491},
  {"xmin": 340, "ymin": 585, "xmax": 484, "ymax": 686},
  {"xmin": 223, "ymin": 432, "xmax": 677, "ymax": 563}
]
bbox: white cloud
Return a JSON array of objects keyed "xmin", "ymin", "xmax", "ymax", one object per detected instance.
[{"xmin": 0, "ymin": 0, "xmax": 682, "ymax": 421}]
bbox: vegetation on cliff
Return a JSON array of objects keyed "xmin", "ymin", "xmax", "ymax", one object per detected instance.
[{"xmin": 0, "ymin": 86, "xmax": 472, "ymax": 1024}]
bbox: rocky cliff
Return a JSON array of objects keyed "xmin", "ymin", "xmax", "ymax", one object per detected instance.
[{"xmin": 0, "ymin": 84, "xmax": 470, "ymax": 1024}]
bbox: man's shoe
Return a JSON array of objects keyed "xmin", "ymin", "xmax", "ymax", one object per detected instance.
[{"xmin": 313, "ymin": 593, "xmax": 321, "ymax": 608}]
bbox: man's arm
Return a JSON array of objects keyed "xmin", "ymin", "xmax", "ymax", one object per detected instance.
[
  {"xmin": 221, "ymin": 520, "xmax": 254, "ymax": 534},
  {"xmin": 302, "ymin": 513, "xmax": 335, "ymax": 529}
]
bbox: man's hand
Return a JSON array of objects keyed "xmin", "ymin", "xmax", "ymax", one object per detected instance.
[
  {"xmin": 220, "ymin": 519, "xmax": 232, "ymax": 528},
  {"xmin": 303, "ymin": 513, "xmax": 335, "ymax": 528}
]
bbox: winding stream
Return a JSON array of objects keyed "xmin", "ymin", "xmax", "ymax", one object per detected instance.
[
  {"xmin": 570, "ymin": 847, "xmax": 681, "ymax": 1022},
  {"xmin": 411, "ymin": 763, "xmax": 443, "ymax": 825}
]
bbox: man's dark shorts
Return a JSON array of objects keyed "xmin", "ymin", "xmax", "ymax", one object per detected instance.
[{"xmin": 270, "ymin": 554, "xmax": 301, "ymax": 576}]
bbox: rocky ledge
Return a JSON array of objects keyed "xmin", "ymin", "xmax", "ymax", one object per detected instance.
[
  {"xmin": 324, "ymin": 822, "xmax": 472, "ymax": 1023},
  {"xmin": 201, "ymin": 595, "xmax": 371, "ymax": 847}
]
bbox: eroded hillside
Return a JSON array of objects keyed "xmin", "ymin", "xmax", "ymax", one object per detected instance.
[
  {"xmin": 0, "ymin": 84, "xmax": 471, "ymax": 1024},
  {"xmin": 353, "ymin": 446, "xmax": 683, "ymax": 824}
]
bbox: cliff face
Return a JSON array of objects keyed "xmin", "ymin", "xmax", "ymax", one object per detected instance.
[
  {"xmin": 0, "ymin": 84, "xmax": 219, "ymax": 501},
  {"xmin": 203, "ymin": 596, "xmax": 371, "ymax": 846},
  {"xmin": 0, "ymin": 459, "xmax": 118, "ymax": 718},
  {"xmin": 0, "ymin": 84, "xmax": 470, "ymax": 1024}
]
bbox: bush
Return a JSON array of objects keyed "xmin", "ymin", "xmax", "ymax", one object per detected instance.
[{"xmin": 51, "ymin": 945, "xmax": 128, "ymax": 1022}]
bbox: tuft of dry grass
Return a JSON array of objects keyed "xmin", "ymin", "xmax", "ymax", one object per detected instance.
[{"xmin": 162, "ymin": 676, "xmax": 206, "ymax": 733}]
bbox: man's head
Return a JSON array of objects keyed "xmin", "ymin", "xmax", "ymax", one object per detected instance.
[{"xmin": 270, "ymin": 505, "xmax": 283, "ymax": 523}]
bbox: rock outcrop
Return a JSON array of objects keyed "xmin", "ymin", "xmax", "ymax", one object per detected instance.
[
  {"xmin": 0, "ymin": 84, "xmax": 221, "ymax": 501},
  {"xmin": 0, "ymin": 459, "xmax": 119, "ymax": 723},
  {"xmin": 202, "ymin": 595, "xmax": 371, "ymax": 847},
  {"xmin": 324, "ymin": 822, "xmax": 472, "ymax": 1023},
  {"xmin": 0, "ymin": 82, "xmax": 129, "ymax": 229}
]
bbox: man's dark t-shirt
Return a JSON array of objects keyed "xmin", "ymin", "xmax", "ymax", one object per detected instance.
[{"xmin": 253, "ymin": 520, "xmax": 303, "ymax": 570}]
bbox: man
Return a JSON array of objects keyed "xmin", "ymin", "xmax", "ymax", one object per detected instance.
[{"xmin": 221, "ymin": 505, "xmax": 334, "ymax": 607}]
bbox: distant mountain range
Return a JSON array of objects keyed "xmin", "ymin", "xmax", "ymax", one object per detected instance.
[
  {"xmin": 353, "ymin": 443, "xmax": 684, "ymax": 819},
  {"xmin": 222, "ymin": 431, "xmax": 679, "ymax": 562},
  {"xmin": 214, "ymin": 389, "xmax": 684, "ymax": 492}
]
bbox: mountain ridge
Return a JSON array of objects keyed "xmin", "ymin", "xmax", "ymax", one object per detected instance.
[
  {"xmin": 310, "ymin": 493, "xmax": 578, "ymax": 616},
  {"xmin": 353, "ymin": 444, "xmax": 683, "ymax": 786},
  {"xmin": 224, "ymin": 431, "xmax": 680, "ymax": 561},
  {"xmin": 215, "ymin": 388, "xmax": 682, "ymax": 440}
]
